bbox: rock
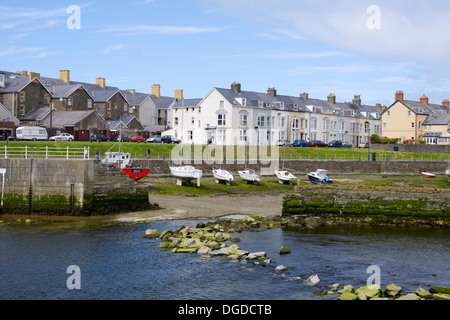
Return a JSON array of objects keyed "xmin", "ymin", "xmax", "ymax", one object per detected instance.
[
  {"xmin": 304, "ymin": 274, "xmax": 320, "ymax": 285},
  {"xmin": 246, "ymin": 252, "xmax": 266, "ymax": 260},
  {"xmin": 25, "ymin": 219, "xmax": 33, "ymax": 224},
  {"xmin": 432, "ymin": 293, "xmax": 450, "ymax": 300},
  {"xmin": 197, "ymin": 246, "xmax": 211, "ymax": 255},
  {"xmin": 357, "ymin": 293, "xmax": 367, "ymax": 300},
  {"xmin": 176, "ymin": 248, "xmax": 198, "ymax": 254},
  {"xmin": 159, "ymin": 230, "xmax": 173, "ymax": 240},
  {"xmin": 396, "ymin": 293, "xmax": 420, "ymax": 300},
  {"xmin": 355, "ymin": 285, "xmax": 382, "ymax": 299},
  {"xmin": 144, "ymin": 229, "xmax": 159, "ymax": 239},
  {"xmin": 338, "ymin": 291, "xmax": 358, "ymax": 300},
  {"xmin": 196, "ymin": 222, "xmax": 206, "ymax": 228},
  {"xmin": 430, "ymin": 286, "xmax": 450, "ymax": 294},
  {"xmin": 159, "ymin": 242, "xmax": 175, "ymax": 249},
  {"xmin": 275, "ymin": 265, "xmax": 288, "ymax": 271},
  {"xmin": 385, "ymin": 283, "xmax": 403, "ymax": 297},
  {"xmin": 330, "ymin": 283, "xmax": 340, "ymax": 291},
  {"xmin": 279, "ymin": 246, "xmax": 291, "ymax": 254},
  {"xmin": 416, "ymin": 287, "xmax": 432, "ymax": 299}
]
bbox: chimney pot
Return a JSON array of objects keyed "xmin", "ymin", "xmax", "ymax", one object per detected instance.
[
  {"xmin": 442, "ymin": 99, "xmax": 449, "ymax": 108},
  {"xmin": 300, "ymin": 92, "xmax": 309, "ymax": 100}
]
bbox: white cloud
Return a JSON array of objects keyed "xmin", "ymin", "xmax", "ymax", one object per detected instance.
[
  {"xmin": 205, "ymin": 0, "xmax": 450, "ymax": 78},
  {"xmin": 103, "ymin": 44, "xmax": 125, "ymax": 55},
  {"xmin": 99, "ymin": 24, "xmax": 224, "ymax": 35}
]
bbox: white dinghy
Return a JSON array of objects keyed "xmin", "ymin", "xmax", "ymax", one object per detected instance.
[
  {"xmin": 275, "ymin": 170, "xmax": 298, "ymax": 184},
  {"xmin": 170, "ymin": 166, "xmax": 203, "ymax": 186},
  {"xmin": 238, "ymin": 169, "xmax": 261, "ymax": 183},
  {"xmin": 213, "ymin": 169, "xmax": 234, "ymax": 185}
]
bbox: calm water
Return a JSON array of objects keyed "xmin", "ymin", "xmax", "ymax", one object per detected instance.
[{"xmin": 0, "ymin": 217, "xmax": 449, "ymax": 300}]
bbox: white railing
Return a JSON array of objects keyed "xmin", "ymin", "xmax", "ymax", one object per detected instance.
[{"xmin": 0, "ymin": 146, "xmax": 90, "ymax": 159}]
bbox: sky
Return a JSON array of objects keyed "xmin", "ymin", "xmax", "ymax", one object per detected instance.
[{"xmin": 2, "ymin": 0, "xmax": 450, "ymax": 107}]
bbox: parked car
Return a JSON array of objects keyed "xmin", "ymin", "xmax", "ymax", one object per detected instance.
[
  {"xmin": 292, "ymin": 139, "xmax": 308, "ymax": 147},
  {"xmin": 50, "ymin": 133, "xmax": 74, "ymax": 141},
  {"xmin": 276, "ymin": 139, "xmax": 291, "ymax": 147},
  {"xmin": 91, "ymin": 133, "xmax": 110, "ymax": 142},
  {"xmin": 358, "ymin": 142, "xmax": 369, "ymax": 148},
  {"xmin": 342, "ymin": 141, "xmax": 352, "ymax": 148},
  {"xmin": 15, "ymin": 126, "xmax": 48, "ymax": 141},
  {"xmin": 146, "ymin": 135, "xmax": 161, "ymax": 143},
  {"xmin": 328, "ymin": 140, "xmax": 343, "ymax": 147},
  {"xmin": 116, "ymin": 134, "xmax": 131, "ymax": 142},
  {"xmin": 308, "ymin": 140, "xmax": 328, "ymax": 147},
  {"xmin": 130, "ymin": 135, "xmax": 146, "ymax": 142},
  {"xmin": 161, "ymin": 135, "xmax": 181, "ymax": 144}
]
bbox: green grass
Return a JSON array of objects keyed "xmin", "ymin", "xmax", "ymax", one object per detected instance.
[{"xmin": 0, "ymin": 141, "xmax": 449, "ymax": 161}]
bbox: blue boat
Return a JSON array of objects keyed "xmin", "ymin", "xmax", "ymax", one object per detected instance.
[{"xmin": 307, "ymin": 169, "xmax": 333, "ymax": 184}]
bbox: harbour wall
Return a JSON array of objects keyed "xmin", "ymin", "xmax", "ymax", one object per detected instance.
[
  {"xmin": 0, "ymin": 159, "xmax": 154, "ymax": 216},
  {"xmin": 282, "ymin": 185, "xmax": 450, "ymax": 227},
  {"xmin": 134, "ymin": 158, "xmax": 450, "ymax": 176}
]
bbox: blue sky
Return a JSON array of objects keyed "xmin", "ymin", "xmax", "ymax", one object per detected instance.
[{"xmin": 2, "ymin": 0, "xmax": 450, "ymax": 107}]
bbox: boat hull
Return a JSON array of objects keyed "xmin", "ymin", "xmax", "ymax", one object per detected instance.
[
  {"xmin": 238, "ymin": 170, "xmax": 261, "ymax": 182},
  {"xmin": 213, "ymin": 170, "xmax": 234, "ymax": 182},
  {"xmin": 307, "ymin": 170, "xmax": 333, "ymax": 184},
  {"xmin": 170, "ymin": 166, "xmax": 203, "ymax": 179},
  {"xmin": 275, "ymin": 170, "xmax": 297, "ymax": 182},
  {"xmin": 122, "ymin": 168, "xmax": 150, "ymax": 180},
  {"xmin": 421, "ymin": 172, "xmax": 436, "ymax": 178}
]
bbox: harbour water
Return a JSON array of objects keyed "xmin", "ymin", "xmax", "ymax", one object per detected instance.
[{"xmin": 0, "ymin": 216, "xmax": 448, "ymax": 300}]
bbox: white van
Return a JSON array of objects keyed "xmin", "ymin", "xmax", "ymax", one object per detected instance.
[{"xmin": 15, "ymin": 126, "xmax": 48, "ymax": 141}]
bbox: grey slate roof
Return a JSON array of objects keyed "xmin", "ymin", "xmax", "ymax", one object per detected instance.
[
  {"xmin": 172, "ymin": 98, "xmax": 202, "ymax": 108},
  {"xmin": 22, "ymin": 107, "xmax": 52, "ymax": 121},
  {"xmin": 120, "ymin": 90, "xmax": 150, "ymax": 106},
  {"xmin": 40, "ymin": 110, "xmax": 99, "ymax": 127},
  {"xmin": 402, "ymin": 100, "xmax": 450, "ymax": 115},
  {"xmin": 423, "ymin": 113, "xmax": 450, "ymax": 125},
  {"xmin": 153, "ymin": 96, "xmax": 177, "ymax": 109}
]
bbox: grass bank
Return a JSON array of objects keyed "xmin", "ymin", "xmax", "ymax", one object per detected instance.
[{"xmin": 1, "ymin": 141, "xmax": 449, "ymax": 161}]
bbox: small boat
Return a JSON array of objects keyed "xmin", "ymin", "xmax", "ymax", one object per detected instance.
[
  {"xmin": 421, "ymin": 172, "xmax": 436, "ymax": 178},
  {"xmin": 307, "ymin": 169, "xmax": 333, "ymax": 184},
  {"xmin": 213, "ymin": 169, "xmax": 234, "ymax": 183},
  {"xmin": 275, "ymin": 170, "xmax": 298, "ymax": 183},
  {"xmin": 170, "ymin": 165, "xmax": 203, "ymax": 186},
  {"xmin": 102, "ymin": 151, "xmax": 132, "ymax": 169},
  {"xmin": 446, "ymin": 169, "xmax": 450, "ymax": 182},
  {"xmin": 122, "ymin": 168, "xmax": 151, "ymax": 181},
  {"xmin": 170, "ymin": 166, "xmax": 203, "ymax": 179},
  {"xmin": 238, "ymin": 169, "xmax": 261, "ymax": 183}
]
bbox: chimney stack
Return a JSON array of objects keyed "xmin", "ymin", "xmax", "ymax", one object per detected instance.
[
  {"xmin": 442, "ymin": 99, "xmax": 450, "ymax": 108},
  {"xmin": 175, "ymin": 89, "xmax": 183, "ymax": 100},
  {"xmin": 231, "ymin": 82, "xmax": 241, "ymax": 93},
  {"xmin": 420, "ymin": 94, "xmax": 429, "ymax": 105},
  {"xmin": 395, "ymin": 91, "xmax": 404, "ymax": 101},
  {"xmin": 327, "ymin": 93, "xmax": 336, "ymax": 105},
  {"xmin": 300, "ymin": 92, "xmax": 309, "ymax": 100},
  {"xmin": 267, "ymin": 87, "xmax": 277, "ymax": 97},
  {"xmin": 29, "ymin": 72, "xmax": 40, "ymax": 80},
  {"xmin": 96, "ymin": 77, "xmax": 106, "ymax": 89},
  {"xmin": 16, "ymin": 71, "xmax": 28, "ymax": 77},
  {"xmin": 60, "ymin": 70, "xmax": 70, "ymax": 84},
  {"xmin": 352, "ymin": 95, "xmax": 361, "ymax": 107},
  {"xmin": 126, "ymin": 89, "xmax": 135, "ymax": 94},
  {"xmin": 152, "ymin": 84, "xmax": 161, "ymax": 98}
]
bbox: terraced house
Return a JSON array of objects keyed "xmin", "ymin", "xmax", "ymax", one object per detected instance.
[
  {"xmin": 381, "ymin": 91, "xmax": 450, "ymax": 144},
  {"xmin": 167, "ymin": 82, "xmax": 384, "ymax": 147}
]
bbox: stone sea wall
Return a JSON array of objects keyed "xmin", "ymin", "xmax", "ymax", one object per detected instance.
[
  {"xmin": 283, "ymin": 185, "xmax": 450, "ymax": 227},
  {"xmin": 0, "ymin": 159, "xmax": 154, "ymax": 215}
]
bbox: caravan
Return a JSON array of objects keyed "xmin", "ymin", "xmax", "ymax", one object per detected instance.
[{"xmin": 15, "ymin": 126, "xmax": 48, "ymax": 141}]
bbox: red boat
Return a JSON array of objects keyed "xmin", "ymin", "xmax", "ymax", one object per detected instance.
[
  {"xmin": 122, "ymin": 168, "xmax": 150, "ymax": 181},
  {"xmin": 421, "ymin": 172, "xmax": 436, "ymax": 178}
]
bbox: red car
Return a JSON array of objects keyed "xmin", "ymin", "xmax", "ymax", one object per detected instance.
[
  {"xmin": 130, "ymin": 135, "xmax": 146, "ymax": 142},
  {"xmin": 308, "ymin": 140, "xmax": 328, "ymax": 147}
]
